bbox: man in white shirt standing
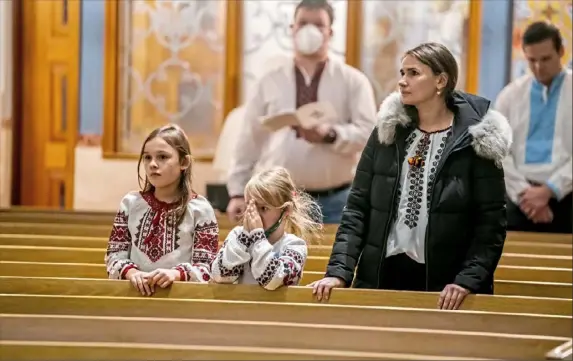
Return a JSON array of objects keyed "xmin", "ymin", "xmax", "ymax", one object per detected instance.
[
  {"xmin": 496, "ymin": 21, "xmax": 572, "ymax": 233},
  {"xmin": 226, "ymin": 0, "xmax": 377, "ymax": 223}
]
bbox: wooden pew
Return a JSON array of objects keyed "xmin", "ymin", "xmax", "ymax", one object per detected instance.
[
  {"xmin": 1, "ymin": 234, "xmax": 571, "ymax": 257},
  {"xmin": 0, "ymin": 222, "xmax": 332, "ymax": 244},
  {"xmin": 1, "ymin": 276, "xmax": 570, "ymax": 315},
  {"xmin": 1, "ymin": 244, "xmax": 570, "ymax": 269},
  {"xmin": 0, "ymin": 340, "xmax": 476, "ymax": 361},
  {"xmin": 1, "ymin": 261, "xmax": 569, "ymax": 299},
  {"xmin": 1, "ymin": 208, "xmax": 570, "ymax": 245},
  {"xmin": 0, "ymin": 211, "xmax": 341, "ymax": 236},
  {"xmin": 1, "ymin": 221, "xmax": 571, "ymax": 245},
  {"xmin": 2, "ymin": 313, "xmax": 569, "ymax": 359},
  {"xmin": 2, "ymin": 209, "xmax": 570, "ymax": 360},
  {"xmin": 2, "ymin": 256, "xmax": 571, "ymax": 284},
  {"xmin": 1, "ymin": 294, "xmax": 571, "ymax": 338},
  {"xmin": 547, "ymin": 340, "xmax": 573, "ymax": 360}
]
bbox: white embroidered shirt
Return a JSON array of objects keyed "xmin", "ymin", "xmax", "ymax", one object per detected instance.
[
  {"xmin": 211, "ymin": 226, "xmax": 308, "ymax": 290},
  {"xmin": 386, "ymin": 126, "xmax": 453, "ymax": 264},
  {"xmin": 105, "ymin": 191, "xmax": 219, "ymax": 282}
]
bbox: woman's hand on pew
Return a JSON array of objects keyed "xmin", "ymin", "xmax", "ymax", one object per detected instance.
[
  {"xmin": 147, "ymin": 269, "xmax": 179, "ymax": 290},
  {"xmin": 308, "ymin": 277, "xmax": 344, "ymax": 302},
  {"xmin": 126, "ymin": 270, "xmax": 154, "ymax": 296},
  {"xmin": 438, "ymin": 284, "xmax": 470, "ymax": 310}
]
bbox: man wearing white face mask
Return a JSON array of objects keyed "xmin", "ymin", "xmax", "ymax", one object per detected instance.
[{"xmin": 226, "ymin": 0, "xmax": 377, "ymax": 224}]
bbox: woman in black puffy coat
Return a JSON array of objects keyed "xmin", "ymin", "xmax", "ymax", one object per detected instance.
[{"xmin": 310, "ymin": 42, "xmax": 512, "ymax": 310}]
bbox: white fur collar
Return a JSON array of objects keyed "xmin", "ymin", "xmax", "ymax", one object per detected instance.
[{"xmin": 376, "ymin": 92, "xmax": 513, "ymax": 167}]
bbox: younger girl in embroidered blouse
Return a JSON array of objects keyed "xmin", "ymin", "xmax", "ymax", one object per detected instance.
[
  {"xmin": 105, "ymin": 124, "xmax": 219, "ymax": 296},
  {"xmin": 211, "ymin": 166, "xmax": 322, "ymax": 290}
]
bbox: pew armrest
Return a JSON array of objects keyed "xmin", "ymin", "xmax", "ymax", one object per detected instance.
[{"xmin": 546, "ymin": 340, "xmax": 572, "ymax": 360}]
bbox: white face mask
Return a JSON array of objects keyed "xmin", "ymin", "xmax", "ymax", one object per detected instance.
[{"xmin": 294, "ymin": 24, "xmax": 325, "ymax": 55}]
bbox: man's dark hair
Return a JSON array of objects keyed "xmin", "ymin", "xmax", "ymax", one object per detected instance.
[
  {"xmin": 294, "ymin": 0, "xmax": 335, "ymax": 25},
  {"xmin": 523, "ymin": 21, "xmax": 563, "ymax": 52}
]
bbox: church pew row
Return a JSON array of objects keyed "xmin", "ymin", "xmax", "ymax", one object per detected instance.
[
  {"xmin": 0, "ymin": 261, "xmax": 570, "ymax": 299},
  {"xmin": 1, "ymin": 294, "xmax": 571, "ymax": 338},
  {"xmin": 0, "ymin": 246, "xmax": 573, "ymax": 283},
  {"xmin": 0, "ymin": 341, "xmax": 491, "ymax": 361},
  {"xmin": 1, "ymin": 313, "xmax": 569, "ymax": 360},
  {"xmin": 0, "ymin": 222, "xmax": 336, "ymax": 243},
  {"xmin": 1, "ymin": 276, "xmax": 571, "ymax": 316},
  {"xmin": 1, "ymin": 233, "xmax": 571, "ymax": 257},
  {"xmin": 0, "ymin": 210, "xmax": 341, "ymax": 235},
  {"xmin": 1, "ymin": 208, "xmax": 571, "ymax": 246},
  {"xmin": 1, "ymin": 221, "xmax": 571, "ymax": 245},
  {"xmin": 0, "ymin": 208, "xmax": 268, "ymax": 231},
  {"xmin": 1, "ymin": 244, "xmax": 570, "ymax": 269}
]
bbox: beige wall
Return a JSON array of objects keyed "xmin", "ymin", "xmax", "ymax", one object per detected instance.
[
  {"xmin": 73, "ymin": 146, "xmax": 223, "ymax": 211},
  {"xmin": 0, "ymin": 121, "xmax": 12, "ymax": 208},
  {"xmin": 0, "ymin": 0, "xmax": 13, "ymax": 208}
]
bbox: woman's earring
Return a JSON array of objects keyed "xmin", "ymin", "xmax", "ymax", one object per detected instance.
[{"xmin": 437, "ymin": 89, "xmax": 441, "ymax": 95}]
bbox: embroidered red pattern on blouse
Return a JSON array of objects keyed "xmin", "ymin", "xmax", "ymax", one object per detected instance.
[
  {"xmin": 106, "ymin": 210, "xmax": 130, "ymax": 255},
  {"xmin": 192, "ymin": 220, "xmax": 219, "ymax": 266},
  {"xmin": 132, "ymin": 192, "xmax": 188, "ymax": 262}
]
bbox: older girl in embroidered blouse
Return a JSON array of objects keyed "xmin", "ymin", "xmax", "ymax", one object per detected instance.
[
  {"xmin": 105, "ymin": 124, "xmax": 219, "ymax": 296},
  {"xmin": 211, "ymin": 166, "xmax": 322, "ymax": 290}
]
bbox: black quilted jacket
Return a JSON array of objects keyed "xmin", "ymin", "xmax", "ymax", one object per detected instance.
[{"xmin": 325, "ymin": 91, "xmax": 512, "ymax": 294}]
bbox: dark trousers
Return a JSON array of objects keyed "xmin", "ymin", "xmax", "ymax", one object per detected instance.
[
  {"xmin": 380, "ymin": 253, "xmax": 427, "ymax": 291},
  {"xmin": 507, "ymin": 193, "xmax": 572, "ymax": 234}
]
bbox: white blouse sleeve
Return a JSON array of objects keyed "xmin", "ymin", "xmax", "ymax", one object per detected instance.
[{"xmin": 249, "ymin": 229, "xmax": 308, "ymax": 291}]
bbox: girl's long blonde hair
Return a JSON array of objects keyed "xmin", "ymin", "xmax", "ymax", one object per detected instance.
[
  {"xmin": 137, "ymin": 124, "xmax": 194, "ymax": 224},
  {"xmin": 244, "ymin": 166, "xmax": 323, "ymax": 243}
]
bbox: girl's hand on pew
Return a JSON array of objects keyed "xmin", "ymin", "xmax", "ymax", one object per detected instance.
[
  {"xmin": 309, "ymin": 277, "xmax": 344, "ymax": 302},
  {"xmin": 148, "ymin": 268, "xmax": 179, "ymax": 290},
  {"xmin": 438, "ymin": 284, "xmax": 469, "ymax": 310},
  {"xmin": 126, "ymin": 270, "xmax": 154, "ymax": 296}
]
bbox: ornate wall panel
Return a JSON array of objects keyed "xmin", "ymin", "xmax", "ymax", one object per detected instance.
[
  {"xmin": 108, "ymin": 0, "xmax": 229, "ymax": 158},
  {"xmin": 359, "ymin": 0, "xmax": 471, "ymax": 104},
  {"xmin": 511, "ymin": 0, "xmax": 572, "ymax": 80}
]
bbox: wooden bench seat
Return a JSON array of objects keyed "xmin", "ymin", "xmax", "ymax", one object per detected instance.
[
  {"xmin": 2, "ymin": 313, "xmax": 569, "ymax": 359},
  {"xmin": 0, "ymin": 340, "xmax": 494, "ymax": 361},
  {"xmin": 2, "ymin": 256, "xmax": 570, "ymax": 284},
  {"xmin": 1, "ymin": 276, "xmax": 570, "ymax": 315},
  {"xmin": 1, "ymin": 261, "xmax": 568, "ymax": 299},
  {"xmin": 1, "ymin": 221, "xmax": 571, "ymax": 245},
  {"xmin": 2, "ymin": 294, "xmax": 571, "ymax": 338},
  {"xmin": 1, "ymin": 234, "xmax": 571, "ymax": 257},
  {"xmin": 0, "ymin": 209, "xmax": 570, "ymax": 244},
  {"xmin": 1, "ymin": 208, "xmax": 304, "ymax": 233},
  {"xmin": 1, "ymin": 244, "xmax": 570, "ymax": 269}
]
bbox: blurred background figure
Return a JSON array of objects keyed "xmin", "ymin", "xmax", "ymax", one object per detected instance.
[{"xmin": 496, "ymin": 21, "xmax": 572, "ymax": 234}]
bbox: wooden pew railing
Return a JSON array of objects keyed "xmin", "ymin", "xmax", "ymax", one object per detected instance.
[
  {"xmin": 547, "ymin": 340, "xmax": 573, "ymax": 360},
  {"xmin": 0, "ymin": 207, "xmax": 571, "ymax": 360},
  {"xmin": 2, "ymin": 312, "xmax": 569, "ymax": 360},
  {"xmin": 1, "ymin": 276, "xmax": 571, "ymax": 315},
  {"xmin": 0, "ymin": 277, "xmax": 571, "ymax": 360},
  {"xmin": 2, "ymin": 234, "xmax": 571, "ymax": 257},
  {"xmin": 2, "ymin": 293, "xmax": 571, "ymax": 338},
  {"xmin": 0, "ymin": 340, "xmax": 468, "ymax": 360}
]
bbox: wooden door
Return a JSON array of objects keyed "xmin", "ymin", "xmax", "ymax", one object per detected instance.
[{"xmin": 19, "ymin": 0, "xmax": 80, "ymax": 208}]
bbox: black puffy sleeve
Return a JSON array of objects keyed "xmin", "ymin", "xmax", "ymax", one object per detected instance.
[
  {"xmin": 325, "ymin": 129, "xmax": 377, "ymax": 286},
  {"xmin": 454, "ymin": 154, "xmax": 506, "ymax": 293}
]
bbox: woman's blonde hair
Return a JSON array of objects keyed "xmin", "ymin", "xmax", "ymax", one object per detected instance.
[
  {"xmin": 137, "ymin": 124, "xmax": 194, "ymax": 224},
  {"xmin": 244, "ymin": 166, "xmax": 323, "ymax": 242}
]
